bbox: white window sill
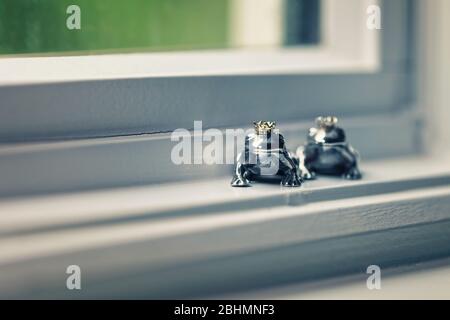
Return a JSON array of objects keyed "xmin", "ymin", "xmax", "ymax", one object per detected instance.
[
  {"xmin": 0, "ymin": 154, "xmax": 449, "ymax": 298},
  {"xmin": 0, "ymin": 47, "xmax": 379, "ymax": 86}
]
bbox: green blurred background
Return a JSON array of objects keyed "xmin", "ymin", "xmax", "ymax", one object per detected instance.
[{"xmin": 0, "ymin": 0, "xmax": 229, "ymax": 55}]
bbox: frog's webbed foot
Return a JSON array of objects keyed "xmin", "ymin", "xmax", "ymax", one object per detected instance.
[
  {"xmin": 279, "ymin": 151, "xmax": 303, "ymax": 187},
  {"xmin": 231, "ymin": 160, "xmax": 253, "ymax": 187},
  {"xmin": 302, "ymin": 169, "xmax": 316, "ymax": 180},
  {"xmin": 281, "ymin": 170, "xmax": 303, "ymax": 187},
  {"xmin": 344, "ymin": 166, "xmax": 362, "ymax": 180},
  {"xmin": 231, "ymin": 175, "xmax": 252, "ymax": 187}
]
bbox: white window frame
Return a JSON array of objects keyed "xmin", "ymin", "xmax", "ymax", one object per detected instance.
[
  {"xmin": 0, "ymin": 0, "xmax": 419, "ymax": 198},
  {"xmin": 0, "ymin": 0, "xmax": 405, "ymax": 144},
  {"xmin": 0, "ymin": 0, "xmax": 380, "ymax": 85}
]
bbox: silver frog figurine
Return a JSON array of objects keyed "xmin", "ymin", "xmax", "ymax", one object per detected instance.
[
  {"xmin": 231, "ymin": 121, "xmax": 303, "ymax": 187},
  {"xmin": 297, "ymin": 116, "xmax": 362, "ymax": 180}
]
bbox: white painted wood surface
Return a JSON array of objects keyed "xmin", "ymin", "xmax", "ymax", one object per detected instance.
[
  {"xmin": 0, "ymin": 154, "xmax": 449, "ymax": 298},
  {"xmin": 221, "ymin": 258, "xmax": 450, "ymax": 300},
  {"xmin": 0, "ymin": 113, "xmax": 421, "ymax": 198},
  {"xmin": 419, "ymin": 0, "xmax": 450, "ymax": 153}
]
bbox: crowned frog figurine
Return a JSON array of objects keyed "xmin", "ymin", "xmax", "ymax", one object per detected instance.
[
  {"xmin": 231, "ymin": 121, "xmax": 303, "ymax": 187},
  {"xmin": 297, "ymin": 116, "xmax": 362, "ymax": 180}
]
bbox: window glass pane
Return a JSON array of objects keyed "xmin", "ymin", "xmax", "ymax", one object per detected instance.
[
  {"xmin": 285, "ymin": 0, "xmax": 320, "ymax": 45},
  {"xmin": 0, "ymin": 0, "xmax": 321, "ymax": 56}
]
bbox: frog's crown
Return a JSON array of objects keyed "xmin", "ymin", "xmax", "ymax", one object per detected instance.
[
  {"xmin": 316, "ymin": 116, "xmax": 338, "ymax": 128},
  {"xmin": 254, "ymin": 121, "xmax": 276, "ymax": 134}
]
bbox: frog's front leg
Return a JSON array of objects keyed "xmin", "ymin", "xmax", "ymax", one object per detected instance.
[
  {"xmin": 231, "ymin": 152, "xmax": 254, "ymax": 187},
  {"xmin": 344, "ymin": 165, "xmax": 362, "ymax": 180},
  {"xmin": 279, "ymin": 151, "xmax": 303, "ymax": 187},
  {"xmin": 343, "ymin": 146, "xmax": 362, "ymax": 180},
  {"xmin": 296, "ymin": 146, "xmax": 316, "ymax": 180}
]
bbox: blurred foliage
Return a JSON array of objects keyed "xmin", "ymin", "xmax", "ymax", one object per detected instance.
[{"xmin": 0, "ymin": 0, "xmax": 229, "ymax": 55}]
